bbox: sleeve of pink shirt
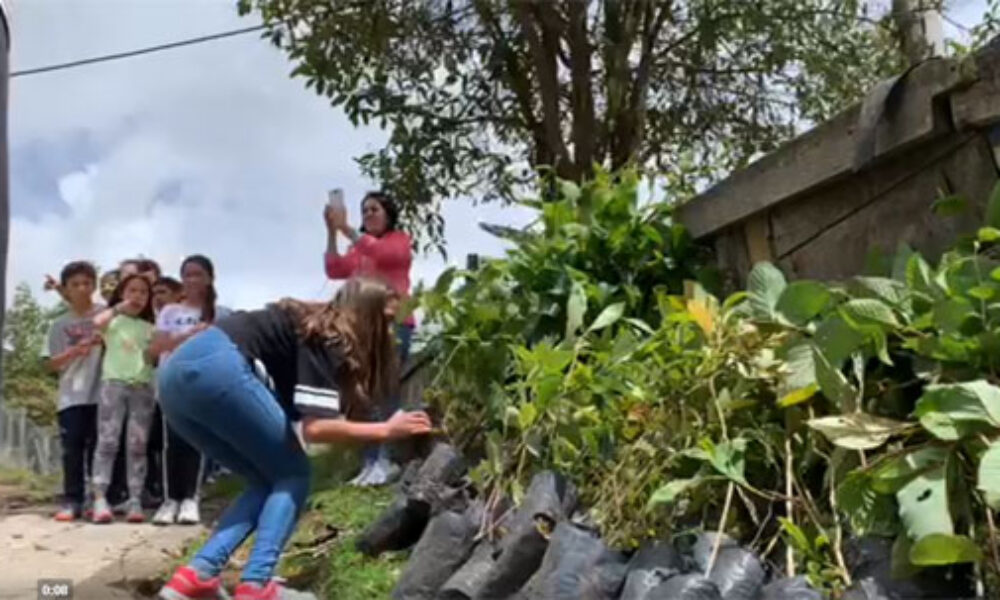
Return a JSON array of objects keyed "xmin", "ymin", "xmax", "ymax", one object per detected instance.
[
  {"xmin": 324, "ymin": 242, "xmax": 364, "ymax": 280},
  {"xmin": 365, "ymin": 231, "xmax": 412, "ymax": 270}
]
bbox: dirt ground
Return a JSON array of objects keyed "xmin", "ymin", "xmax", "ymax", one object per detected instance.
[{"xmin": 0, "ymin": 503, "xmax": 205, "ymax": 600}]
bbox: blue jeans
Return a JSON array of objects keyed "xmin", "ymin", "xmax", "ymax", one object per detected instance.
[
  {"xmin": 158, "ymin": 327, "xmax": 311, "ymax": 583},
  {"xmin": 362, "ymin": 324, "xmax": 414, "ymax": 464}
]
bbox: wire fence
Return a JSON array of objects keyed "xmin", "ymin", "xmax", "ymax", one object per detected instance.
[{"xmin": 0, "ymin": 401, "xmax": 61, "ymax": 475}]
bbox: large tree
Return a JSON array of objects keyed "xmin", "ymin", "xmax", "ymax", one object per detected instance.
[{"xmin": 239, "ymin": 0, "xmax": 909, "ymax": 249}]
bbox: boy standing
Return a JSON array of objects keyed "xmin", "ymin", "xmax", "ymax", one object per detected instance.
[{"xmin": 44, "ymin": 261, "xmax": 104, "ymax": 521}]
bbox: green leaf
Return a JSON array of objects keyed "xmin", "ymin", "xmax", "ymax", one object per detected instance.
[
  {"xmin": 565, "ymin": 280, "xmax": 587, "ymax": 339},
  {"xmin": 892, "ymin": 243, "xmax": 915, "ymax": 283},
  {"xmin": 979, "ymin": 227, "xmax": 1000, "ymax": 243},
  {"xmin": 932, "ymin": 194, "xmax": 967, "ymax": 217},
  {"xmin": 837, "ymin": 471, "xmax": 899, "ymax": 536},
  {"xmin": 914, "ymin": 381, "xmax": 1000, "ymax": 440},
  {"xmin": 775, "ymin": 281, "xmax": 830, "ymax": 325},
  {"xmin": 872, "ymin": 446, "xmax": 949, "ymax": 494},
  {"xmin": 969, "ymin": 285, "xmax": 997, "ymax": 301},
  {"xmin": 851, "ymin": 277, "xmax": 908, "ymax": 306},
  {"xmin": 909, "ymin": 534, "xmax": 982, "ymax": 566},
  {"xmin": 588, "ymin": 302, "xmax": 625, "ymax": 333},
  {"xmin": 779, "ymin": 518, "xmax": 812, "ymax": 553},
  {"xmin": 840, "ymin": 298, "xmax": 899, "ymax": 330},
  {"xmin": 813, "ymin": 347, "xmax": 856, "ymax": 409},
  {"xmin": 978, "ymin": 439, "xmax": 1000, "ymax": 510},
  {"xmin": 648, "ymin": 477, "xmax": 701, "ymax": 508},
  {"xmin": 779, "ymin": 384, "xmax": 819, "ymax": 408},
  {"xmin": 813, "ymin": 315, "xmax": 866, "ymax": 367},
  {"xmin": 990, "ymin": 266, "xmax": 1000, "ymax": 282},
  {"xmin": 747, "ymin": 262, "xmax": 786, "ymax": 321},
  {"xmin": 932, "ymin": 298, "xmax": 976, "ymax": 334},
  {"xmin": 703, "ymin": 438, "xmax": 748, "ymax": 485},
  {"xmin": 986, "ymin": 180, "xmax": 1000, "ymax": 229},
  {"xmin": 907, "ymin": 253, "xmax": 938, "ymax": 296},
  {"xmin": 808, "ymin": 413, "xmax": 910, "ymax": 450},
  {"xmin": 517, "ymin": 402, "xmax": 538, "ymax": 430},
  {"xmin": 783, "ymin": 341, "xmax": 817, "ymax": 391},
  {"xmin": 897, "ymin": 463, "xmax": 953, "ymax": 540}
]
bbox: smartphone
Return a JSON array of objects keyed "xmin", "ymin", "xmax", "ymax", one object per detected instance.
[{"xmin": 327, "ymin": 188, "xmax": 345, "ymax": 210}]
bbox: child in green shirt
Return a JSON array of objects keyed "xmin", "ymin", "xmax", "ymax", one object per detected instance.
[{"xmin": 90, "ymin": 273, "xmax": 156, "ymax": 524}]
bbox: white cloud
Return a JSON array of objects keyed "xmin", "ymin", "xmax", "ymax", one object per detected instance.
[{"xmin": 8, "ymin": 0, "xmax": 533, "ymax": 312}]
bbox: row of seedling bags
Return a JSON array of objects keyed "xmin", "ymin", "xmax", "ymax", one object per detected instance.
[{"xmin": 356, "ymin": 443, "xmax": 974, "ymax": 600}]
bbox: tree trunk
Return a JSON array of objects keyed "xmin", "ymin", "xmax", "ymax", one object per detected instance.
[{"xmin": 892, "ymin": 0, "xmax": 944, "ymax": 65}]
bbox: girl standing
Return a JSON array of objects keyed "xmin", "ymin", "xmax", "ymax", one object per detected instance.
[
  {"xmin": 157, "ymin": 278, "xmax": 431, "ymax": 599},
  {"xmin": 324, "ymin": 191, "xmax": 415, "ymax": 486},
  {"xmin": 152, "ymin": 256, "xmax": 228, "ymax": 526},
  {"xmin": 90, "ymin": 274, "xmax": 157, "ymax": 523}
]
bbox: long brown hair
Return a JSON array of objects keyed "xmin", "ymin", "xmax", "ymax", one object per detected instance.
[
  {"xmin": 181, "ymin": 254, "xmax": 217, "ymax": 323},
  {"xmin": 277, "ymin": 277, "xmax": 399, "ymax": 417}
]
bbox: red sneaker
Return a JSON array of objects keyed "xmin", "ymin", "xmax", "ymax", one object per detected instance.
[
  {"xmin": 158, "ymin": 566, "xmax": 228, "ymax": 600},
  {"xmin": 234, "ymin": 580, "xmax": 299, "ymax": 600},
  {"xmin": 53, "ymin": 504, "xmax": 81, "ymax": 522}
]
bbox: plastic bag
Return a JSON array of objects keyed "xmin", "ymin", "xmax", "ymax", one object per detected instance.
[
  {"xmin": 473, "ymin": 471, "xmax": 579, "ymax": 598},
  {"xmin": 391, "ymin": 502, "xmax": 483, "ymax": 600},
  {"xmin": 355, "ymin": 495, "xmax": 431, "ymax": 557},
  {"xmin": 518, "ymin": 522, "xmax": 628, "ymax": 600},
  {"xmin": 357, "ymin": 443, "xmax": 469, "ymax": 557},
  {"xmin": 619, "ymin": 540, "xmax": 684, "ymax": 600},
  {"xmin": 845, "ymin": 537, "xmax": 974, "ymax": 599},
  {"xmin": 438, "ymin": 541, "xmax": 498, "ymax": 600},
  {"xmin": 649, "ymin": 574, "xmax": 723, "ymax": 600},
  {"xmin": 690, "ymin": 533, "xmax": 765, "ymax": 600},
  {"xmin": 759, "ymin": 576, "xmax": 823, "ymax": 600}
]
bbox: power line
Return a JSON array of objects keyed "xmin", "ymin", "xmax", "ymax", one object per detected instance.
[{"xmin": 12, "ymin": 24, "xmax": 268, "ymax": 79}]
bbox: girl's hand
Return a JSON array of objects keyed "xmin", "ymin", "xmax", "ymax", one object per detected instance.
[{"xmin": 384, "ymin": 410, "xmax": 432, "ymax": 440}]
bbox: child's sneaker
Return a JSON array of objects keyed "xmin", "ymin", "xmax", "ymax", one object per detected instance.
[
  {"xmin": 125, "ymin": 498, "xmax": 145, "ymax": 523},
  {"xmin": 158, "ymin": 566, "xmax": 229, "ymax": 600},
  {"xmin": 233, "ymin": 580, "xmax": 316, "ymax": 600},
  {"xmin": 177, "ymin": 498, "xmax": 201, "ymax": 525},
  {"xmin": 153, "ymin": 499, "xmax": 179, "ymax": 526},
  {"xmin": 92, "ymin": 496, "xmax": 113, "ymax": 524},
  {"xmin": 53, "ymin": 503, "xmax": 82, "ymax": 522}
]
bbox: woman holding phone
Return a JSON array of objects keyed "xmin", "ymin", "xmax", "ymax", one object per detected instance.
[{"xmin": 323, "ymin": 190, "xmax": 414, "ymax": 487}]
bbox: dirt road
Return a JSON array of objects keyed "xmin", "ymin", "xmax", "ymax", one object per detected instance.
[{"xmin": 0, "ymin": 507, "xmax": 205, "ymax": 600}]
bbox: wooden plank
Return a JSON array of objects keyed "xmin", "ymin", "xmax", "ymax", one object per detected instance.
[
  {"xmin": 769, "ymin": 133, "xmax": 977, "ymax": 259},
  {"xmin": 777, "ymin": 135, "xmax": 998, "ymax": 281},
  {"xmin": 744, "ymin": 214, "xmax": 773, "ymax": 264},
  {"xmin": 678, "ymin": 58, "xmax": 968, "ymax": 239},
  {"xmin": 951, "ymin": 43, "xmax": 1000, "ymax": 129}
]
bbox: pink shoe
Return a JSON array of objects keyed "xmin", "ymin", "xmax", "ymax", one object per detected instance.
[
  {"xmin": 158, "ymin": 566, "xmax": 229, "ymax": 600},
  {"xmin": 233, "ymin": 580, "xmax": 312, "ymax": 600}
]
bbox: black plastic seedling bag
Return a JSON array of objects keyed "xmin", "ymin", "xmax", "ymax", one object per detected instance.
[
  {"xmin": 438, "ymin": 541, "xmax": 498, "ymax": 599},
  {"xmin": 357, "ymin": 443, "xmax": 469, "ymax": 557},
  {"xmin": 845, "ymin": 537, "xmax": 975, "ymax": 599},
  {"xmin": 649, "ymin": 574, "xmax": 723, "ymax": 600},
  {"xmin": 518, "ymin": 522, "xmax": 628, "ymax": 600},
  {"xmin": 391, "ymin": 502, "xmax": 483, "ymax": 600},
  {"xmin": 690, "ymin": 533, "xmax": 765, "ymax": 600},
  {"xmin": 473, "ymin": 471, "xmax": 579, "ymax": 599},
  {"xmin": 356, "ymin": 495, "xmax": 431, "ymax": 557},
  {"xmin": 759, "ymin": 576, "xmax": 823, "ymax": 600},
  {"xmin": 620, "ymin": 540, "xmax": 685, "ymax": 600}
]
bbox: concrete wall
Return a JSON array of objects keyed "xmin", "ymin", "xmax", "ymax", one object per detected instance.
[{"xmin": 676, "ymin": 40, "xmax": 1000, "ymax": 287}]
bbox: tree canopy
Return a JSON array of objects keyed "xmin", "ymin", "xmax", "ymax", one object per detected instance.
[{"xmin": 239, "ymin": 0, "xmax": 913, "ymax": 250}]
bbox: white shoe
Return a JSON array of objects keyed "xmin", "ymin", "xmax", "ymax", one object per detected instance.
[
  {"xmin": 349, "ymin": 462, "xmax": 374, "ymax": 487},
  {"xmin": 177, "ymin": 498, "xmax": 200, "ymax": 525},
  {"xmin": 152, "ymin": 500, "xmax": 179, "ymax": 526},
  {"xmin": 361, "ymin": 458, "xmax": 401, "ymax": 487}
]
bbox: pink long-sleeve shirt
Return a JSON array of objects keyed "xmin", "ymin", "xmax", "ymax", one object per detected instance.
[{"xmin": 324, "ymin": 230, "xmax": 415, "ymax": 326}]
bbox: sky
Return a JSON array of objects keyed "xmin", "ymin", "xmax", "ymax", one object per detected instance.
[
  {"xmin": 5, "ymin": 0, "xmax": 990, "ymax": 312},
  {"xmin": 7, "ymin": 0, "xmax": 535, "ymax": 311}
]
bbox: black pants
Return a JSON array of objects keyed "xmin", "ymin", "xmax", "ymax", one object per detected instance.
[
  {"xmin": 144, "ymin": 405, "xmax": 164, "ymax": 501},
  {"xmin": 165, "ymin": 421, "xmax": 202, "ymax": 501},
  {"xmin": 57, "ymin": 405, "xmax": 96, "ymax": 505}
]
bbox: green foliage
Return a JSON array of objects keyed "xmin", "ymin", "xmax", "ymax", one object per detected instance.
[
  {"xmin": 417, "ymin": 172, "xmax": 1000, "ymax": 593},
  {"xmin": 2, "ymin": 284, "xmax": 59, "ymax": 426}
]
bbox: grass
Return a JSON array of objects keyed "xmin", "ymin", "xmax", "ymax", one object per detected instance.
[
  {"xmin": 166, "ymin": 448, "xmax": 407, "ymax": 599},
  {"xmin": 0, "ymin": 464, "xmax": 59, "ymax": 506}
]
